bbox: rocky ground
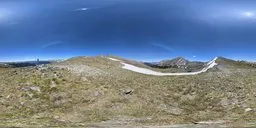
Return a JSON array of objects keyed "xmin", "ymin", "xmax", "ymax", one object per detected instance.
[{"xmin": 0, "ymin": 56, "xmax": 255, "ymax": 127}]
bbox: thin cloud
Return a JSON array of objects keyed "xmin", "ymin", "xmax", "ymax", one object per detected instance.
[
  {"xmin": 75, "ymin": 8, "xmax": 89, "ymax": 11},
  {"xmin": 151, "ymin": 43, "xmax": 174, "ymax": 52},
  {"xmin": 42, "ymin": 41, "xmax": 64, "ymax": 49},
  {"xmin": 193, "ymin": 55, "xmax": 197, "ymax": 58}
]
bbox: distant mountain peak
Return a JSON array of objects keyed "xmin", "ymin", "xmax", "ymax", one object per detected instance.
[{"xmin": 159, "ymin": 57, "xmax": 189, "ymax": 67}]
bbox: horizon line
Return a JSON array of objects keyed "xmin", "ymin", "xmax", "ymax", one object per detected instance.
[{"xmin": 0, "ymin": 55, "xmax": 255, "ymax": 63}]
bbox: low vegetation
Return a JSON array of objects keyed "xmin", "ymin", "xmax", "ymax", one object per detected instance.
[
  {"xmin": 0, "ymin": 56, "xmax": 255, "ymax": 127},
  {"xmin": 0, "ymin": 68, "xmax": 10, "ymax": 74}
]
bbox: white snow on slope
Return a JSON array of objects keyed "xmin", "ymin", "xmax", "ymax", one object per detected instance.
[
  {"xmin": 108, "ymin": 57, "xmax": 218, "ymax": 76},
  {"xmin": 108, "ymin": 57, "xmax": 120, "ymax": 61}
]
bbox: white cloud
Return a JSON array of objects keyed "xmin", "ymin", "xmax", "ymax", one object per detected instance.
[
  {"xmin": 243, "ymin": 11, "xmax": 254, "ymax": 17},
  {"xmin": 193, "ymin": 55, "xmax": 197, "ymax": 58},
  {"xmin": 75, "ymin": 8, "xmax": 89, "ymax": 11},
  {"xmin": 151, "ymin": 43, "xmax": 173, "ymax": 52}
]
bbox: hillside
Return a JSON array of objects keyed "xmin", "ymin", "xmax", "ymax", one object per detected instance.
[
  {"xmin": 144, "ymin": 57, "xmax": 206, "ymax": 73},
  {"xmin": 216, "ymin": 57, "xmax": 256, "ymax": 69},
  {"xmin": 0, "ymin": 56, "xmax": 255, "ymax": 127},
  {"xmin": 0, "ymin": 61, "xmax": 53, "ymax": 68}
]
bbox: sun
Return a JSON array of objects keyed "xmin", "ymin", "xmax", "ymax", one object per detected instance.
[{"xmin": 243, "ymin": 11, "xmax": 254, "ymax": 17}]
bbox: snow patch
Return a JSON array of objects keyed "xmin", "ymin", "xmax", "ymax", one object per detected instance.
[
  {"xmin": 108, "ymin": 57, "xmax": 218, "ymax": 76},
  {"xmin": 108, "ymin": 57, "xmax": 121, "ymax": 62}
]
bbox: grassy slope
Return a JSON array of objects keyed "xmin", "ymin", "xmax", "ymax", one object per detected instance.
[
  {"xmin": 217, "ymin": 57, "xmax": 256, "ymax": 69},
  {"xmin": 0, "ymin": 68, "xmax": 10, "ymax": 74},
  {"xmin": 0, "ymin": 56, "xmax": 255, "ymax": 127}
]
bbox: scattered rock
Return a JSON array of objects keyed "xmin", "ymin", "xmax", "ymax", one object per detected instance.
[
  {"xmin": 158, "ymin": 104, "xmax": 183, "ymax": 115},
  {"xmin": 30, "ymin": 86, "xmax": 41, "ymax": 92},
  {"xmin": 20, "ymin": 102, "xmax": 25, "ymax": 106},
  {"xmin": 50, "ymin": 81, "xmax": 57, "ymax": 88},
  {"xmin": 120, "ymin": 89, "xmax": 133, "ymax": 96},
  {"xmin": 169, "ymin": 107, "xmax": 183, "ymax": 115},
  {"xmin": 51, "ymin": 92, "xmax": 65, "ymax": 101},
  {"xmin": 0, "ymin": 99, "xmax": 5, "ymax": 105},
  {"xmin": 245, "ymin": 108, "xmax": 253, "ymax": 113},
  {"xmin": 50, "ymin": 92, "xmax": 70, "ymax": 106},
  {"xmin": 23, "ymin": 86, "xmax": 41, "ymax": 92},
  {"xmin": 94, "ymin": 91, "xmax": 101, "ymax": 97},
  {"xmin": 54, "ymin": 116, "xmax": 60, "ymax": 119},
  {"xmin": 6, "ymin": 94, "xmax": 10, "ymax": 99},
  {"xmin": 90, "ymin": 90, "xmax": 104, "ymax": 97},
  {"xmin": 22, "ymin": 86, "xmax": 31, "ymax": 92},
  {"xmin": 27, "ymin": 93, "xmax": 34, "ymax": 98},
  {"xmin": 81, "ymin": 77, "xmax": 88, "ymax": 81},
  {"xmin": 184, "ymin": 94, "xmax": 196, "ymax": 100},
  {"xmin": 52, "ymin": 64, "xmax": 107, "ymax": 76},
  {"xmin": 220, "ymin": 98, "xmax": 229, "ymax": 107},
  {"xmin": 241, "ymin": 102, "xmax": 248, "ymax": 108}
]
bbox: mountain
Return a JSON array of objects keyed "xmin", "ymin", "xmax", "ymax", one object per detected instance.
[
  {"xmin": 0, "ymin": 60, "xmax": 57, "ymax": 68},
  {"xmin": 216, "ymin": 57, "xmax": 256, "ymax": 68},
  {"xmin": 159, "ymin": 57, "xmax": 189, "ymax": 67},
  {"xmin": 144, "ymin": 57, "xmax": 206, "ymax": 72},
  {"xmin": 0, "ymin": 56, "xmax": 255, "ymax": 127}
]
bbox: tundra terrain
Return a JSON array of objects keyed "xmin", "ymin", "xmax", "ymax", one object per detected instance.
[{"xmin": 0, "ymin": 56, "xmax": 255, "ymax": 127}]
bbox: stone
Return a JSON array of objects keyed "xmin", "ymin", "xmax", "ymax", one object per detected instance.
[
  {"xmin": 6, "ymin": 95, "xmax": 10, "ymax": 99},
  {"xmin": 20, "ymin": 102, "xmax": 25, "ymax": 106},
  {"xmin": 54, "ymin": 116, "xmax": 60, "ymax": 119},
  {"xmin": 27, "ymin": 93, "xmax": 34, "ymax": 98},
  {"xmin": 94, "ymin": 91, "xmax": 101, "ymax": 97},
  {"xmin": 30, "ymin": 86, "xmax": 41, "ymax": 92},
  {"xmin": 245, "ymin": 108, "xmax": 253, "ymax": 112},
  {"xmin": 81, "ymin": 77, "xmax": 88, "ymax": 81},
  {"xmin": 50, "ymin": 81, "xmax": 57, "ymax": 88},
  {"xmin": 121, "ymin": 89, "xmax": 133, "ymax": 96},
  {"xmin": 23, "ymin": 86, "xmax": 30, "ymax": 92}
]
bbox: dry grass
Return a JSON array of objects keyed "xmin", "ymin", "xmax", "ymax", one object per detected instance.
[
  {"xmin": 0, "ymin": 56, "xmax": 255, "ymax": 127},
  {"xmin": 0, "ymin": 68, "xmax": 10, "ymax": 74}
]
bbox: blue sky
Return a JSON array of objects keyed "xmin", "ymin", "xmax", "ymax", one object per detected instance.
[{"xmin": 0, "ymin": 0, "xmax": 256, "ymax": 62}]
